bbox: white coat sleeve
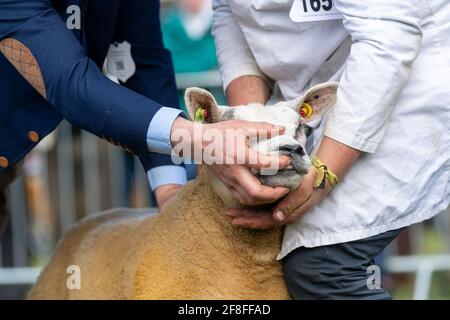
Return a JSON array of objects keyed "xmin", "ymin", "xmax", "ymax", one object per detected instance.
[
  {"xmin": 212, "ymin": 0, "xmax": 270, "ymax": 91},
  {"xmin": 324, "ymin": 0, "xmax": 423, "ymax": 153}
]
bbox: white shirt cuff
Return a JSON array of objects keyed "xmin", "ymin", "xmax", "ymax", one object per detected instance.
[
  {"xmin": 147, "ymin": 107, "xmax": 184, "ymax": 155},
  {"xmin": 147, "ymin": 165, "xmax": 187, "ymax": 191},
  {"xmin": 323, "ymin": 125, "xmax": 380, "ymax": 153}
]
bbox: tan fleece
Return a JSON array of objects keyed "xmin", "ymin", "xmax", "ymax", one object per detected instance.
[{"xmin": 28, "ymin": 168, "xmax": 289, "ymax": 300}]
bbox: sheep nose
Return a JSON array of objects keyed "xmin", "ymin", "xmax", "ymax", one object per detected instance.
[
  {"xmin": 279, "ymin": 144, "xmax": 309, "ymax": 175},
  {"xmin": 279, "ymin": 144, "xmax": 305, "ymax": 157}
]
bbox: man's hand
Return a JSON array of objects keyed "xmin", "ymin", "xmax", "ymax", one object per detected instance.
[
  {"xmin": 154, "ymin": 184, "xmax": 183, "ymax": 210},
  {"xmin": 209, "ymin": 163, "xmax": 290, "ymax": 206},
  {"xmin": 227, "ymin": 136, "xmax": 361, "ymax": 229},
  {"xmin": 171, "ymin": 117, "xmax": 291, "ymax": 205},
  {"xmin": 225, "ymin": 167, "xmax": 328, "ymax": 229},
  {"xmin": 208, "ymin": 75, "xmax": 290, "ymax": 206},
  {"xmin": 171, "ymin": 117, "xmax": 288, "ymax": 168}
]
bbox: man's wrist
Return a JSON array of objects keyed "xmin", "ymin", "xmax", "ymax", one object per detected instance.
[
  {"xmin": 147, "ymin": 165, "xmax": 187, "ymax": 191},
  {"xmin": 226, "ymin": 75, "xmax": 271, "ymax": 106},
  {"xmin": 315, "ymin": 136, "xmax": 361, "ymax": 181},
  {"xmin": 171, "ymin": 117, "xmax": 213, "ymax": 161},
  {"xmin": 170, "ymin": 117, "xmax": 191, "ymax": 148},
  {"xmin": 147, "ymin": 107, "xmax": 184, "ymax": 155},
  {"xmin": 154, "ymin": 184, "xmax": 183, "ymax": 208}
]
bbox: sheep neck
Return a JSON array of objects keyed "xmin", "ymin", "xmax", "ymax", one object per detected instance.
[{"xmin": 157, "ymin": 169, "xmax": 283, "ymax": 264}]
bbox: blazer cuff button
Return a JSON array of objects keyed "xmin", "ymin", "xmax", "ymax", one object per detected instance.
[
  {"xmin": 0, "ymin": 157, "xmax": 9, "ymax": 169},
  {"xmin": 28, "ymin": 131, "xmax": 40, "ymax": 143}
]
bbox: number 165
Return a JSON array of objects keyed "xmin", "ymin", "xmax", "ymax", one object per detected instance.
[{"xmin": 302, "ymin": 0, "xmax": 333, "ymax": 12}]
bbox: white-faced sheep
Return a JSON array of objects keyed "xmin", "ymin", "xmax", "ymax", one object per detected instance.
[{"xmin": 28, "ymin": 82, "xmax": 337, "ymax": 299}]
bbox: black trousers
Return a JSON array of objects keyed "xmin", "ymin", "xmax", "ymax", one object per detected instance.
[{"xmin": 282, "ymin": 228, "xmax": 403, "ymax": 300}]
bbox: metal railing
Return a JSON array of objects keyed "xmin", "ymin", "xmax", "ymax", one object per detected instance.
[{"xmin": 384, "ymin": 206, "xmax": 450, "ymax": 300}]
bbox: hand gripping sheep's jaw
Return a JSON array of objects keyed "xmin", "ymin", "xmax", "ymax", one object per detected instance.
[
  {"xmin": 184, "ymin": 82, "xmax": 338, "ymax": 205},
  {"xmin": 258, "ymin": 170, "xmax": 304, "ymax": 190},
  {"xmin": 257, "ymin": 144, "xmax": 311, "ymax": 190}
]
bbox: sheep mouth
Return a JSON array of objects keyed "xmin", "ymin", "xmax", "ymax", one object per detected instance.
[
  {"xmin": 256, "ymin": 145, "xmax": 311, "ymax": 190},
  {"xmin": 278, "ymin": 145, "xmax": 311, "ymax": 176},
  {"xmin": 257, "ymin": 170, "xmax": 304, "ymax": 190}
]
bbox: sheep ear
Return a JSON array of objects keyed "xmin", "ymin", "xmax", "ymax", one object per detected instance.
[
  {"xmin": 185, "ymin": 87, "xmax": 223, "ymax": 123},
  {"xmin": 289, "ymin": 82, "xmax": 338, "ymax": 123}
]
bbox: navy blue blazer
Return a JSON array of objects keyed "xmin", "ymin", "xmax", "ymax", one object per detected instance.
[{"xmin": 0, "ymin": 0, "xmax": 180, "ymax": 173}]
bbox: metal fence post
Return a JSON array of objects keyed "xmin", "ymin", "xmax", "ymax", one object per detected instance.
[
  {"xmin": 57, "ymin": 121, "xmax": 77, "ymax": 232},
  {"xmin": 81, "ymin": 131, "xmax": 102, "ymax": 214},
  {"xmin": 107, "ymin": 144, "xmax": 127, "ymax": 208},
  {"xmin": 9, "ymin": 176, "xmax": 28, "ymax": 267}
]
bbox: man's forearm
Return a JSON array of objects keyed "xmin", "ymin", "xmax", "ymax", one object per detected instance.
[
  {"xmin": 0, "ymin": 5, "xmax": 170, "ymax": 168},
  {"xmin": 226, "ymin": 75, "xmax": 271, "ymax": 106},
  {"xmin": 315, "ymin": 136, "xmax": 361, "ymax": 182}
]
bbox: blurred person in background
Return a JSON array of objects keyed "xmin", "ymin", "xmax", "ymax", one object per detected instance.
[
  {"xmin": 163, "ymin": 0, "xmax": 217, "ymax": 75},
  {"xmin": 162, "ymin": 0, "xmax": 226, "ymax": 107}
]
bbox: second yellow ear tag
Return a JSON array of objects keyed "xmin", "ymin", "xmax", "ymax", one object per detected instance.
[
  {"xmin": 195, "ymin": 108, "xmax": 208, "ymax": 123},
  {"xmin": 300, "ymin": 103, "xmax": 313, "ymax": 119}
]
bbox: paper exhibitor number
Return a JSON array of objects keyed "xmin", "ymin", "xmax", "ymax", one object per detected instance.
[
  {"xmin": 290, "ymin": 0, "xmax": 342, "ymax": 22},
  {"xmin": 301, "ymin": 0, "xmax": 333, "ymax": 13}
]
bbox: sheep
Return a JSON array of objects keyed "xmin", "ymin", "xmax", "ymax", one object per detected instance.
[{"xmin": 28, "ymin": 82, "xmax": 338, "ymax": 300}]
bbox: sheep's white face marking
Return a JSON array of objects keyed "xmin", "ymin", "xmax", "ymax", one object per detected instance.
[
  {"xmin": 228, "ymin": 102, "xmax": 304, "ymax": 153},
  {"xmin": 221, "ymin": 102, "xmax": 311, "ymax": 189},
  {"xmin": 185, "ymin": 82, "xmax": 338, "ymax": 193}
]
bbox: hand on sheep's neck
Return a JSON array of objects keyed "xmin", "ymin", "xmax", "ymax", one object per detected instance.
[
  {"xmin": 207, "ymin": 169, "xmax": 244, "ymax": 209},
  {"xmin": 206, "ymin": 166, "xmax": 288, "ymax": 210}
]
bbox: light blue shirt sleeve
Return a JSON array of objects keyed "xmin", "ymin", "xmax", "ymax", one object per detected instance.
[
  {"xmin": 147, "ymin": 106, "xmax": 184, "ymax": 155},
  {"xmin": 147, "ymin": 165, "xmax": 187, "ymax": 191},
  {"xmin": 146, "ymin": 107, "xmax": 188, "ymax": 191}
]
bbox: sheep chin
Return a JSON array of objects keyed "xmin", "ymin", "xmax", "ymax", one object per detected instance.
[{"xmin": 258, "ymin": 170, "xmax": 304, "ymax": 190}]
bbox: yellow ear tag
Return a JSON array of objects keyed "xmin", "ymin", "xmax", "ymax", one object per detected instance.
[
  {"xmin": 195, "ymin": 108, "xmax": 208, "ymax": 123},
  {"xmin": 300, "ymin": 103, "xmax": 313, "ymax": 119}
]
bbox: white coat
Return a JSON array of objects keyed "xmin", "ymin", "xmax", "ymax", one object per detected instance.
[{"xmin": 212, "ymin": 0, "xmax": 450, "ymax": 259}]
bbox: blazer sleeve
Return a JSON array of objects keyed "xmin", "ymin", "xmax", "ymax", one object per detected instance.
[
  {"xmin": 113, "ymin": 0, "xmax": 183, "ymax": 169},
  {"xmin": 0, "ymin": 0, "xmax": 173, "ymax": 170},
  {"xmin": 324, "ymin": 0, "xmax": 423, "ymax": 153}
]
